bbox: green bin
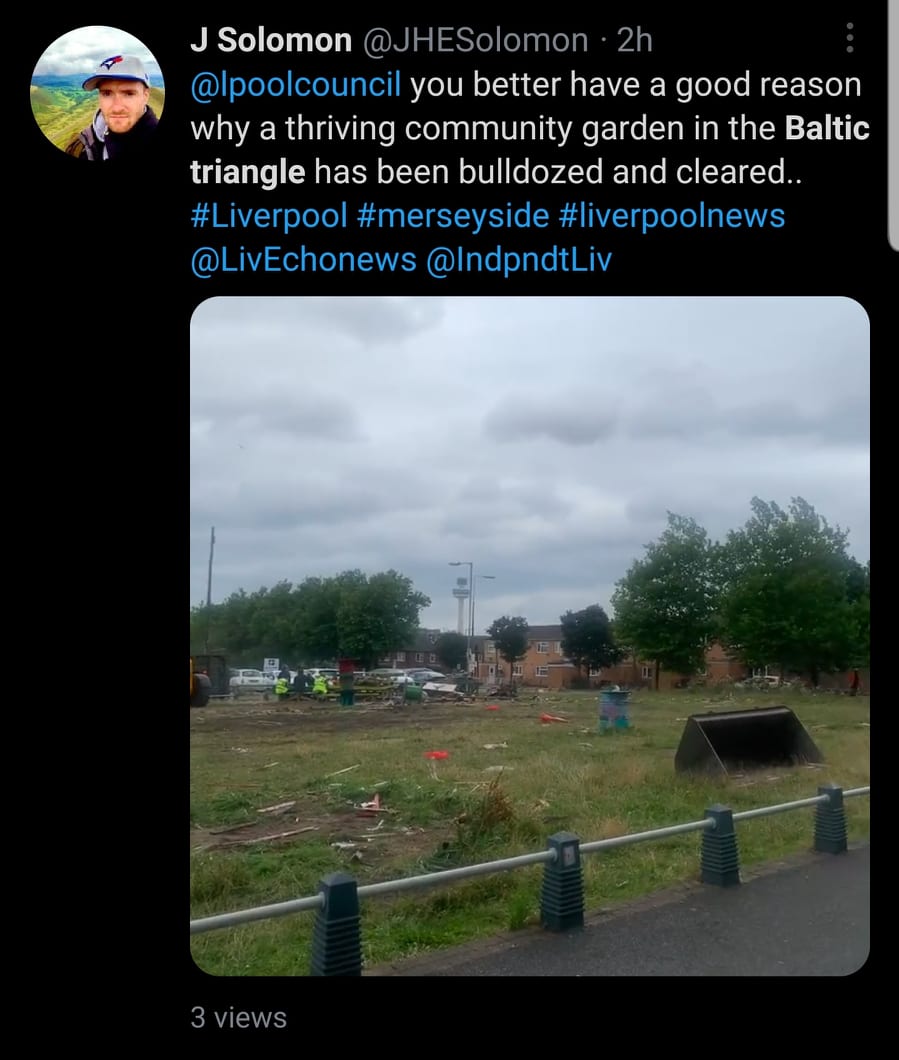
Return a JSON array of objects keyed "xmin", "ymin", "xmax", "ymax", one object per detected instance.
[{"xmin": 599, "ymin": 690, "xmax": 630, "ymax": 731}]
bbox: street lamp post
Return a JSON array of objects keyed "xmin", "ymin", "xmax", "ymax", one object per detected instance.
[{"xmin": 449, "ymin": 561, "xmax": 473, "ymax": 673}]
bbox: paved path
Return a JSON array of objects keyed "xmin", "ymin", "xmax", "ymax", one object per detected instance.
[{"xmin": 366, "ymin": 844, "xmax": 869, "ymax": 976}]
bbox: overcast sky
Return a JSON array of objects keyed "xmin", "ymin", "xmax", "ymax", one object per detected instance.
[
  {"xmin": 189, "ymin": 296, "xmax": 869, "ymax": 634},
  {"xmin": 33, "ymin": 25, "xmax": 163, "ymax": 82}
]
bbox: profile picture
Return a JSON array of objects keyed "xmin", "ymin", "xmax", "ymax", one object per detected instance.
[{"xmin": 31, "ymin": 26, "xmax": 164, "ymax": 160}]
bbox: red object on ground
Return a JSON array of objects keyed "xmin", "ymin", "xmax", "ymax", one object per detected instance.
[
  {"xmin": 540, "ymin": 712, "xmax": 568, "ymax": 723},
  {"xmin": 424, "ymin": 750, "xmax": 449, "ymax": 759},
  {"xmin": 485, "ymin": 704, "xmax": 500, "ymax": 711}
]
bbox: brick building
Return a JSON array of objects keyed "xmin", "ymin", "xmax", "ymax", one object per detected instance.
[
  {"xmin": 381, "ymin": 626, "xmax": 868, "ymax": 692},
  {"xmin": 470, "ymin": 624, "xmax": 749, "ymax": 689},
  {"xmin": 377, "ymin": 628, "xmax": 444, "ymax": 670}
]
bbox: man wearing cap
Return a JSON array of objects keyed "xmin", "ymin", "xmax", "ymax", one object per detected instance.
[{"xmin": 65, "ymin": 54, "xmax": 159, "ymax": 160}]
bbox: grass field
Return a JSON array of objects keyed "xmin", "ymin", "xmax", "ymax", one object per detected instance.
[{"xmin": 189, "ymin": 685, "xmax": 870, "ymax": 976}]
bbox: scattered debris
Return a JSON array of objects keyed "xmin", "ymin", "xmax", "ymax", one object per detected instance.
[
  {"xmin": 540, "ymin": 712, "xmax": 568, "ymax": 723},
  {"xmin": 484, "ymin": 765, "xmax": 513, "ymax": 773},
  {"xmin": 356, "ymin": 793, "xmax": 393, "ymax": 816},
  {"xmin": 485, "ymin": 705, "xmax": 500, "ymax": 711},
  {"xmin": 483, "ymin": 742, "xmax": 508, "ymax": 750},
  {"xmin": 230, "ymin": 747, "xmax": 249, "ymax": 753},
  {"xmin": 229, "ymin": 826, "xmax": 318, "ymax": 845},
  {"xmin": 424, "ymin": 751, "xmax": 449, "ymax": 759},
  {"xmin": 209, "ymin": 820, "xmax": 258, "ymax": 835},
  {"xmin": 257, "ymin": 800, "xmax": 297, "ymax": 815},
  {"xmin": 330, "ymin": 841, "xmax": 357, "ymax": 850},
  {"xmin": 325, "ymin": 764, "xmax": 361, "ymax": 778},
  {"xmin": 262, "ymin": 762, "xmax": 280, "ymax": 769}
]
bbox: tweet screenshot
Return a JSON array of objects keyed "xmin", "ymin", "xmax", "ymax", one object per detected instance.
[{"xmin": 26, "ymin": 4, "xmax": 884, "ymax": 1013}]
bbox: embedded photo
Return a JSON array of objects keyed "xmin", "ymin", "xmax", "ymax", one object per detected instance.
[{"xmin": 189, "ymin": 295, "xmax": 869, "ymax": 977}]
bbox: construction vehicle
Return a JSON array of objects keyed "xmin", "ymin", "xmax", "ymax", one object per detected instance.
[
  {"xmin": 193, "ymin": 654, "xmax": 230, "ymax": 698},
  {"xmin": 190, "ymin": 656, "xmax": 211, "ymax": 708}
]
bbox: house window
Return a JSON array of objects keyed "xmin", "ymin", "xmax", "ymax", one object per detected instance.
[
  {"xmin": 395, "ymin": 652, "xmax": 405, "ymax": 663},
  {"xmin": 486, "ymin": 642, "xmax": 496, "ymax": 658},
  {"xmin": 554, "ymin": 642, "xmax": 562, "ymax": 653},
  {"xmin": 536, "ymin": 642, "xmax": 549, "ymax": 653},
  {"xmin": 641, "ymin": 665, "xmax": 653, "ymax": 679},
  {"xmin": 535, "ymin": 665, "xmax": 549, "ymax": 677},
  {"xmin": 415, "ymin": 653, "xmax": 424, "ymax": 663},
  {"xmin": 429, "ymin": 653, "xmax": 437, "ymax": 664},
  {"xmin": 512, "ymin": 664, "xmax": 523, "ymax": 677},
  {"xmin": 589, "ymin": 667, "xmax": 602, "ymax": 677}
]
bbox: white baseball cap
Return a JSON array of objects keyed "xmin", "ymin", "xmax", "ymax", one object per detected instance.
[{"xmin": 82, "ymin": 54, "xmax": 150, "ymax": 91}]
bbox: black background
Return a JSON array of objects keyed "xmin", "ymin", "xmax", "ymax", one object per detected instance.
[{"xmin": 19, "ymin": 3, "xmax": 882, "ymax": 1031}]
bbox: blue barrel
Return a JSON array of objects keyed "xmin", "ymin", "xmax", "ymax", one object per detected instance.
[{"xmin": 598, "ymin": 690, "xmax": 631, "ymax": 731}]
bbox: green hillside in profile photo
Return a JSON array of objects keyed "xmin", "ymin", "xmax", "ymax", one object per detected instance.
[{"xmin": 32, "ymin": 26, "xmax": 165, "ymax": 159}]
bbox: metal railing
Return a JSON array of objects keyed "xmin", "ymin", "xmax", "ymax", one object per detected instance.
[{"xmin": 190, "ymin": 782, "xmax": 869, "ymax": 973}]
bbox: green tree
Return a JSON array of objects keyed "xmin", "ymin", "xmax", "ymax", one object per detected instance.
[
  {"xmin": 847, "ymin": 559, "xmax": 870, "ymax": 668},
  {"xmin": 611, "ymin": 513, "xmax": 722, "ymax": 688},
  {"xmin": 189, "ymin": 569, "xmax": 430, "ymax": 670},
  {"xmin": 486, "ymin": 616, "xmax": 530, "ymax": 687},
  {"xmin": 335, "ymin": 569, "xmax": 430, "ymax": 667},
  {"xmin": 190, "ymin": 587, "xmax": 267, "ymax": 664},
  {"xmin": 719, "ymin": 497, "xmax": 862, "ymax": 685},
  {"xmin": 434, "ymin": 631, "xmax": 468, "ymax": 672},
  {"xmin": 248, "ymin": 580, "xmax": 301, "ymax": 661},
  {"xmin": 560, "ymin": 604, "xmax": 624, "ymax": 678},
  {"xmin": 294, "ymin": 575, "xmax": 346, "ymax": 663}
]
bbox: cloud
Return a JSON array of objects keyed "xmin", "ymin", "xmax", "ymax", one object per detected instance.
[
  {"xmin": 190, "ymin": 296, "xmax": 870, "ymax": 628},
  {"xmin": 484, "ymin": 394, "xmax": 618, "ymax": 445}
]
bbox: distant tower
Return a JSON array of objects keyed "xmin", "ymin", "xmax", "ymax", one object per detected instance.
[{"xmin": 451, "ymin": 577, "xmax": 470, "ymax": 634}]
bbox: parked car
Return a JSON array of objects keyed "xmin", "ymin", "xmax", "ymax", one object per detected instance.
[
  {"xmin": 368, "ymin": 668, "xmax": 417, "ymax": 685},
  {"xmin": 229, "ymin": 668, "xmax": 274, "ymax": 689},
  {"xmin": 406, "ymin": 668, "xmax": 446, "ymax": 684},
  {"xmin": 307, "ymin": 668, "xmax": 339, "ymax": 683}
]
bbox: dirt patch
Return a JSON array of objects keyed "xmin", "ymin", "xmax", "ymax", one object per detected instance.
[
  {"xmin": 190, "ymin": 789, "xmax": 453, "ymax": 871},
  {"xmin": 190, "ymin": 693, "xmax": 533, "ymax": 869}
]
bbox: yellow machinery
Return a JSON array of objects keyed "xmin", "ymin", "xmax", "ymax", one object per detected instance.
[{"xmin": 190, "ymin": 657, "xmax": 211, "ymax": 708}]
